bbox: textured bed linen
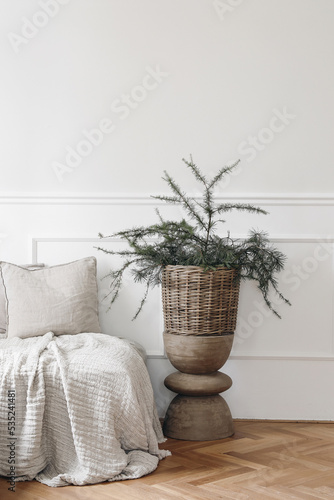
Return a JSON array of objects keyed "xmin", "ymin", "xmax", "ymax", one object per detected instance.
[{"xmin": 0, "ymin": 332, "xmax": 170, "ymax": 486}]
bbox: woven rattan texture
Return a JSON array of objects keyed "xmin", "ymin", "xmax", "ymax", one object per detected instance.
[{"xmin": 162, "ymin": 266, "xmax": 240, "ymax": 336}]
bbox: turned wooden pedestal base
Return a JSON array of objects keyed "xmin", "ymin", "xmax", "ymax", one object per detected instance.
[
  {"xmin": 162, "ymin": 333, "xmax": 235, "ymax": 441},
  {"xmin": 163, "ymin": 371, "xmax": 234, "ymax": 441}
]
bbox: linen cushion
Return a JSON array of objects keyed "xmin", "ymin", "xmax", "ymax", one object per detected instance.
[
  {"xmin": 0, "ymin": 264, "xmax": 45, "ymax": 338},
  {"xmin": 0, "ymin": 257, "xmax": 101, "ymax": 339}
]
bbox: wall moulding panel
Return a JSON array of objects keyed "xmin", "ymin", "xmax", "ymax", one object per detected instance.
[
  {"xmin": 227, "ymin": 236, "xmax": 334, "ymax": 361},
  {"xmin": 223, "ymin": 357, "xmax": 334, "ymax": 421},
  {"xmin": 30, "ymin": 234, "xmax": 334, "ymax": 362},
  {"xmin": 1, "ymin": 192, "xmax": 334, "ymax": 206}
]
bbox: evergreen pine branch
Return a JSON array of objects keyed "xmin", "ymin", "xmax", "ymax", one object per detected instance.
[
  {"xmin": 182, "ymin": 156, "xmax": 216, "ymax": 224},
  {"xmin": 182, "ymin": 156, "xmax": 208, "ymax": 187},
  {"xmin": 207, "ymin": 159, "xmax": 240, "ymax": 190},
  {"xmin": 214, "ymin": 203, "xmax": 268, "ymax": 216},
  {"xmin": 151, "ymin": 195, "xmax": 180, "ymax": 204},
  {"xmin": 98, "ymin": 157, "xmax": 290, "ymax": 319},
  {"xmin": 132, "ymin": 282, "xmax": 150, "ymax": 320},
  {"xmin": 159, "ymin": 171, "xmax": 207, "ymax": 231},
  {"xmin": 155, "ymin": 208, "xmax": 164, "ymax": 223}
]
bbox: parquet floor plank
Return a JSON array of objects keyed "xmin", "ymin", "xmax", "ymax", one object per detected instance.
[
  {"xmin": 317, "ymin": 485, "xmax": 334, "ymax": 495},
  {"xmin": 278, "ymin": 484, "xmax": 334, "ymax": 500},
  {"xmin": 1, "ymin": 421, "xmax": 334, "ymax": 499},
  {"xmin": 199, "ymin": 484, "xmax": 251, "ymax": 500}
]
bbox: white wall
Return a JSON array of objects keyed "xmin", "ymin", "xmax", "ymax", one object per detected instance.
[{"xmin": 1, "ymin": 0, "xmax": 334, "ymax": 419}]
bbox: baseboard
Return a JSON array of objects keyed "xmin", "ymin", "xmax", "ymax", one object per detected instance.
[
  {"xmin": 233, "ymin": 418, "xmax": 334, "ymax": 424},
  {"xmin": 160, "ymin": 417, "xmax": 334, "ymax": 425}
]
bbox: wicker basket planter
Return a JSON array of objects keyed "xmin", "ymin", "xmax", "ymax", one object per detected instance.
[
  {"xmin": 162, "ymin": 265, "xmax": 240, "ymax": 440},
  {"xmin": 162, "ymin": 265, "xmax": 240, "ymax": 336}
]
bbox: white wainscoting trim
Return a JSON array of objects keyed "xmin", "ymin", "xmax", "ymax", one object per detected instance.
[
  {"xmin": 2, "ymin": 192, "xmax": 334, "ymax": 206},
  {"xmin": 229, "ymin": 354, "xmax": 334, "ymax": 361},
  {"xmin": 31, "ymin": 236, "xmax": 117, "ymax": 262},
  {"xmin": 31, "ymin": 234, "xmax": 334, "ymax": 260}
]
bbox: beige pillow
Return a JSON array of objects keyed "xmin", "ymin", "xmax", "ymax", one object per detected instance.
[
  {"xmin": 0, "ymin": 257, "xmax": 101, "ymax": 339},
  {"xmin": 0, "ymin": 263, "xmax": 45, "ymax": 338}
]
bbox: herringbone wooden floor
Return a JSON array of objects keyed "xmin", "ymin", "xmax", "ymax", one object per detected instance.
[{"xmin": 1, "ymin": 421, "xmax": 334, "ymax": 499}]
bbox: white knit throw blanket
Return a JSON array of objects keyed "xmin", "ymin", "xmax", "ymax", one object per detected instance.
[{"xmin": 0, "ymin": 332, "xmax": 170, "ymax": 486}]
